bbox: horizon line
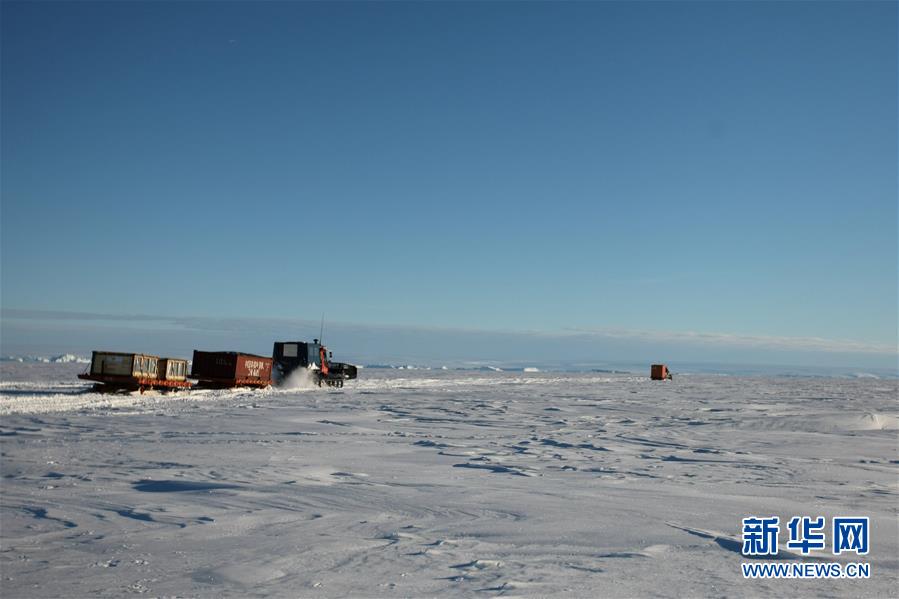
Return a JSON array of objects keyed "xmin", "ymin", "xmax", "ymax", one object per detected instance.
[{"xmin": 2, "ymin": 307, "xmax": 895, "ymax": 356}]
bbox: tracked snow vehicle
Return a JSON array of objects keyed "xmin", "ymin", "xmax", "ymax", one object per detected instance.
[{"xmin": 272, "ymin": 340, "xmax": 357, "ymax": 388}]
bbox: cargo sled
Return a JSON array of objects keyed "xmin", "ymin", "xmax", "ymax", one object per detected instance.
[
  {"xmin": 190, "ymin": 351, "xmax": 273, "ymax": 388},
  {"xmin": 79, "ymin": 351, "xmax": 192, "ymax": 392}
]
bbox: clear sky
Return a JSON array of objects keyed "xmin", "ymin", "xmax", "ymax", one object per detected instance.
[{"xmin": 1, "ymin": 1, "xmax": 896, "ymax": 368}]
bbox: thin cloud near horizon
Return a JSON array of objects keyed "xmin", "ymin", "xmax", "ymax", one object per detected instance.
[
  {"xmin": 563, "ymin": 327, "xmax": 896, "ymax": 355},
  {"xmin": 3, "ymin": 308, "xmax": 894, "ymax": 356}
]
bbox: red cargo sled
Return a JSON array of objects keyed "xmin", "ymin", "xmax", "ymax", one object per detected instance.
[{"xmin": 190, "ymin": 351, "xmax": 272, "ymax": 388}]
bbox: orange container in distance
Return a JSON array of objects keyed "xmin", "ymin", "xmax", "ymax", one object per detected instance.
[{"xmin": 651, "ymin": 364, "xmax": 672, "ymax": 380}]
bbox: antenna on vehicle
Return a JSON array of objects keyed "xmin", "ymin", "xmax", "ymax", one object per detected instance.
[{"xmin": 319, "ymin": 313, "xmax": 325, "ymax": 346}]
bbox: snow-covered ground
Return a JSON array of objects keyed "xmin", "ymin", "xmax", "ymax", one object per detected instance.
[{"xmin": 1, "ymin": 363, "xmax": 896, "ymax": 597}]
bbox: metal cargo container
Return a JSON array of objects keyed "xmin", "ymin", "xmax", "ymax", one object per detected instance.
[
  {"xmin": 90, "ymin": 351, "xmax": 158, "ymax": 379},
  {"xmin": 651, "ymin": 364, "xmax": 671, "ymax": 380},
  {"xmin": 90, "ymin": 352, "xmax": 132, "ymax": 377},
  {"xmin": 79, "ymin": 351, "xmax": 191, "ymax": 391},
  {"xmin": 159, "ymin": 358, "xmax": 189, "ymax": 382},
  {"xmin": 190, "ymin": 351, "xmax": 272, "ymax": 388}
]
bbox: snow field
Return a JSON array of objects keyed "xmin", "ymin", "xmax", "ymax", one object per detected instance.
[{"xmin": 1, "ymin": 365, "xmax": 896, "ymax": 597}]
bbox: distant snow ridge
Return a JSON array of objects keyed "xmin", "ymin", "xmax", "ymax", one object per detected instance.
[
  {"xmin": 51, "ymin": 354, "xmax": 90, "ymax": 364},
  {"xmin": 364, "ymin": 364, "xmax": 432, "ymax": 370},
  {"xmin": 1, "ymin": 355, "xmax": 48, "ymax": 363},
  {"xmin": 2, "ymin": 354, "xmax": 89, "ymax": 364}
]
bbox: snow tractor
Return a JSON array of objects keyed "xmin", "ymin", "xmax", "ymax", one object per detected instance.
[{"xmin": 272, "ymin": 340, "xmax": 358, "ymax": 388}]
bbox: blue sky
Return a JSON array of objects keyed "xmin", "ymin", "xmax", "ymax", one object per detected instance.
[{"xmin": 1, "ymin": 1, "xmax": 896, "ymax": 368}]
